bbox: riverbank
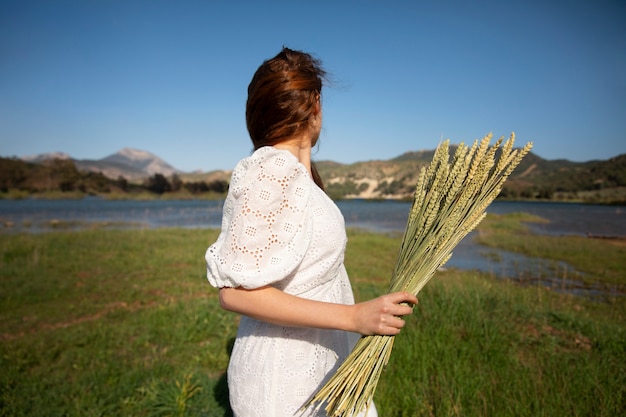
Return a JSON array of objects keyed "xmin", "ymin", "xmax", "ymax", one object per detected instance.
[
  {"xmin": 473, "ymin": 212, "xmax": 626, "ymax": 291},
  {"xmin": 2, "ymin": 187, "xmax": 626, "ymax": 205},
  {"xmin": 1, "ymin": 226, "xmax": 624, "ymax": 416},
  {"xmin": 0, "ymin": 189, "xmax": 227, "ymax": 201}
]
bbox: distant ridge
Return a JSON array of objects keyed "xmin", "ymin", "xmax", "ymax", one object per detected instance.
[
  {"xmin": 22, "ymin": 152, "xmax": 72, "ymax": 163},
  {"xmin": 14, "ymin": 147, "xmax": 626, "ymax": 202},
  {"xmin": 21, "ymin": 148, "xmax": 180, "ymax": 181},
  {"xmin": 316, "ymin": 151, "xmax": 626, "ymax": 200},
  {"xmin": 99, "ymin": 148, "xmax": 179, "ymax": 177}
]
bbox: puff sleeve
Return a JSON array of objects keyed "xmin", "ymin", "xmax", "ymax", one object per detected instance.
[{"xmin": 205, "ymin": 147, "xmax": 314, "ymax": 289}]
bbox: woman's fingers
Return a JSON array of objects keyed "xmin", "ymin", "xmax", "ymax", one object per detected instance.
[
  {"xmin": 376, "ymin": 316, "xmax": 406, "ymax": 335},
  {"xmin": 389, "ymin": 291, "xmax": 418, "ymax": 307},
  {"xmin": 380, "ymin": 292, "xmax": 417, "ymax": 318},
  {"xmin": 353, "ymin": 291, "xmax": 419, "ymax": 336}
]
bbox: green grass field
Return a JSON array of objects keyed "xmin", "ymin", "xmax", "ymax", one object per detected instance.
[{"xmin": 1, "ymin": 214, "xmax": 624, "ymax": 416}]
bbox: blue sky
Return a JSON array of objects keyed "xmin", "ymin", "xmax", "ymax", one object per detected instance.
[{"xmin": 1, "ymin": 0, "xmax": 625, "ymax": 172}]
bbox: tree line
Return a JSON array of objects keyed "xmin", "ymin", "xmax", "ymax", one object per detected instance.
[
  {"xmin": 2, "ymin": 154, "xmax": 624, "ymax": 204},
  {"xmin": 0, "ymin": 157, "xmax": 228, "ymax": 196}
]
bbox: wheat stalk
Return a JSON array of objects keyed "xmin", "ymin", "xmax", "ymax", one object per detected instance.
[{"xmin": 303, "ymin": 133, "xmax": 533, "ymax": 416}]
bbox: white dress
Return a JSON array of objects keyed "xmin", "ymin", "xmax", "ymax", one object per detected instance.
[{"xmin": 206, "ymin": 147, "xmax": 377, "ymax": 417}]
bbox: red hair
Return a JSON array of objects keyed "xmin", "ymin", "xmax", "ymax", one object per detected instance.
[{"xmin": 246, "ymin": 47, "xmax": 326, "ymax": 189}]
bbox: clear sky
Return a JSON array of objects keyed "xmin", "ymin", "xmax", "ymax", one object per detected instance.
[{"xmin": 1, "ymin": 0, "xmax": 625, "ymax": 172}]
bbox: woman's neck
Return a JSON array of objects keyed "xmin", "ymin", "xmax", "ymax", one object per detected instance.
[{"xmin": 273, "ymin": 137, "xmax": 312, "ymax": 175}]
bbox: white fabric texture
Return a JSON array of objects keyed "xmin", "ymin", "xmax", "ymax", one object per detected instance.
[{"xmin": 206, "ymin": 147, "xmax": 377, "ymax": 417}]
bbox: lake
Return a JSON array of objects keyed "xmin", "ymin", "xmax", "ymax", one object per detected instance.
[
  {"xmin": 1, "ymin": 198, "xmax": 624, "ymax": 298},
  {"xmin": 1, "ymin": 198, "xmax": 624, "ymax": 236}
]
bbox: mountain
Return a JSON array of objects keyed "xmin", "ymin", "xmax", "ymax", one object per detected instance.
[
  {"xmin": 100, "ymin": 148, "xmax": 179, "ymax": 176},
  {"xmin": 12, "ymin": 147, "xmax": 626, "ymax": 203},
  {"xmin": 22, "ymin": 148, "xmax": 180, "ymax": 181},
  {"xmin": 22, "ymin": 152, "xmax": 72, "ymax": 163},
  {"xmin": 316, "ymin": 148, "xmax": 446, "ymax": 199}
]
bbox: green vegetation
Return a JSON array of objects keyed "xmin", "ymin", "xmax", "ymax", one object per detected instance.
[
  {"xmin": 319, "ymin": 150, "xmax": 626, "ymax": 203},
  {"xmin": 0, "ymin": 158, "xmax": 112, "ymax": 196},
  {"xmin": 325, "ymin": 179, "xmax": 369, "ymax": 200},
  {"xmin": 375, "ymin": 271, "xmax": 625, "ymax": 416},
  {"xmin": 0, "ymin": 157, "xmax": 228, "ymax": 200},
  {"xmin": 3, "ymin": 150, "xmax": 626, "ymax": 203},
  {"xmin": 496, "ymin": 152, "xmax": 626, "ymax": 204},
  {"xmin": 1, "ymin": 217, "xmax": 624, "ymax": 416}
]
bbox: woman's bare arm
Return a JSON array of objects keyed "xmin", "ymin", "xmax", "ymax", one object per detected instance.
[{"xmin": 219, "ymin": 286, "xmax": 417, "ymax": 336}]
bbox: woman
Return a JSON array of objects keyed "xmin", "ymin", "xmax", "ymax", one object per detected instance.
[{"xmin": 206, "ymin": 47, "xmax": 417, "ymax": 417}]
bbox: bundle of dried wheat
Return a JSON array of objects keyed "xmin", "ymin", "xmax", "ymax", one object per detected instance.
[{"xmin": 304, "ymin": 133, "xmax": 533, "ymax": 416}]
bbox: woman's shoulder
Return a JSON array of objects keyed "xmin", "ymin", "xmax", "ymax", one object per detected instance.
[
  {"xmin": 231, "ymin": 146, "xmax": 308, "ymax": 186},
  {"xmin": 244, "ymin": 146, "xmax": 303, "ymax": 169}
]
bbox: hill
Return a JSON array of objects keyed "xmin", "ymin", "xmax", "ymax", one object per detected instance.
[
  {"xmin": 2, "ymin": 147, "xmax": 625, "ymax": 204},
  {"xmin": 17, "ymin": 148, "xmax": 232, "ymax": 185},
  {"xmin": 317, "ymin": 150, "xmax": 626, "ymax": 203},
  {"xmin": 23, "ymin": 148, "xmax": 180, "ymax": 181}
]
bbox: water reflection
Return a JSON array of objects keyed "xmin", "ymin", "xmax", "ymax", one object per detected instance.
[{"xmin": 445, "ymin": 231, "xmax": 620, "ymax": 300}]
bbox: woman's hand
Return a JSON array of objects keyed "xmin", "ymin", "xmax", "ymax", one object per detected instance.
[{"xmin": 351, "ymin": 291, "xmax": 418, "ymax": 336}]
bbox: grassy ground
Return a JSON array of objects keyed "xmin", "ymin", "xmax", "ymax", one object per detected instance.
[{"xmin": 0, "ymin": 217, "xmax": 624, "ymax": 416}]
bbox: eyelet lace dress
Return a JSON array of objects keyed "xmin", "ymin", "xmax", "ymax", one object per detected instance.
[{"xmin": 206, "ymin": 147, "xmax": 377, "ymax": 417}]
